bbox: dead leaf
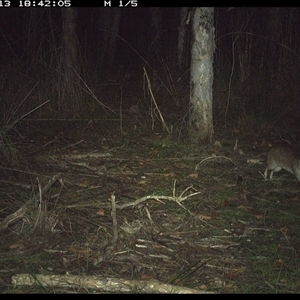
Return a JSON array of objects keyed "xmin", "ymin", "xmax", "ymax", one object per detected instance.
[
  {"xmin": 9, "ymin": 241, "xmax": 27, "ymax": 250},
  {"xmin": 223, "ymin": 284, "xmax": 239, "ymax": 292},
  {"xmin": 196, "ymin": 214, "xmax": 212, "ymax": 220},
  {"xmin": 247, "ymin": 158, "xmax": 263, "ymax": 164},
  {"xmin": 140, "ymin": 270, "xmax": 157, "ymax": 280},
  {"xmin": 199, "ymin": 284, "xmax": 208, "ymax": 291},
  {"xmin": 188, "ymin": 173, "xmax": 198, "ymax": 179},
  {"xmin": 96, "ymin": 209, "xmax": 105, "ymax": 216},
  {"xmin": 223, "ymin": 271, "xmax": 240, "ymax": 280},
  {"xmin": 66, "ymin": 246, "xmax": 91, "ymax": 255},
  {"xmin": 260, "ymin": 138, "xmax": 270, "ymax": 147},
  {"xmin": 285, "ymin": 196, "xmax": 300, "ymax": 202},
  {"xmin": 279, "ymin": 226, "xmax": 288, "ymax": 234},
  {"xmin": 273, "ymin": 259, "xmax": 284, "ymax": 268},
  {"xmin": 220, "ymin": 198, "xmax": 238, "ymax": 207},
  {"xmin": 62, "ymin": 257, "xmax": 70, "ymax": 268},
  {"xmin": 254, "ymin": 214, "xmax": 264, "ymax": 220}
]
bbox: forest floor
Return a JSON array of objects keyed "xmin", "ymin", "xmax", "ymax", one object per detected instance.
[{"xmin": 1, "ymin": 110, "xmax": 300, "ymax": 294}]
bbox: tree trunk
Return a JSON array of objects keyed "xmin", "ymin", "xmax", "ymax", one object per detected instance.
[
  {"xmin": 26, "ymin": 8, "xmax": 38, "ymax": 61},
  {"xmin": 150, "ymin": 7, "xmax": 162, "ymax": 52},
  {"xmin": 59, "ymin": 7, "xmax": 81, "ymax": 117},
  {"xmin": 177, "ymin": 7, "xmax": 188, "ymax": 70},
  {"xmin": 98, "ymin": 8, "xmax": 121, "ymax": 70},
  {"xmin": 189, "ymin": 7, "xmax": 215, "ymax": 145},
  {"xmin": 107, "ymin": 8, "xmax": 121, "ymax": 68}
]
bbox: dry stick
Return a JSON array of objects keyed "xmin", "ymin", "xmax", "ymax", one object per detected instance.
[
  {"xmin": 143, "ymin": 67, "xmax": 171, "ymax": 133},
  {"xmin": 0, "ymin": 173, "xmax": 63, "ymax": 232},
  {"xmin": 0, "ymin": 166, "xmax": 50, "ymax": 178},
  {"xmin": 110, "ymin": 192, "xmax": 118, "ymax": 245},
  {"xmin": 93, "ymin": 192, "xmax": 119, "ymax": 266},
  {"xmin": 119, "ymin": 84, "xmax": 123, "ymax": 133},
  {"xmin": 6, "ymin": 81, "xmax": 40, "ymax": 126},
  {"xmin": 4, "ymin": 99, "xmax": 51, "ymax": 133},
  {"xmin": 72, "ymin": 68, "xmax": 115, "ymax": 114},
  {"xmin": 33, "ymin": 177, "xmax": 43, "ymax": 231},
  {"xmin": 172, "ymin": 179, "xmax": 176, "ymax": 197}
]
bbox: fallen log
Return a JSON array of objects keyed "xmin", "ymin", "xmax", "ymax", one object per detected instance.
[{"xmin": 11, "ymin": 273, "xmax": 215, "ymax": 294}]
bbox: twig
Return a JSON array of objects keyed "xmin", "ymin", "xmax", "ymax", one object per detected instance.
[
  {"xmin": 72, "ymin": 68, "xmax": 115, "ymax": 114},
  {"xmin": 93, "ymin": 192, "xmax": 119, "ymax": 266},
  {"xmin": 33, "ymin": 177, "xmax": 43, "ymax": 230},
  {"xmin": 195, "ymin": 155, "xmax": 237, "ymax": 171},
  {"xmin": 110, "ymin": 192, "xmax": 118, "ymax": 245},
  {"xmin": 143, "ymin": 67, "xmax": 170, "ymax": 133}
]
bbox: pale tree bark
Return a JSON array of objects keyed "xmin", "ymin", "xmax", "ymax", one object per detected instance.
[{"xmin": 189, "ymin": 7, "xmax": 215, "ymax": 145}]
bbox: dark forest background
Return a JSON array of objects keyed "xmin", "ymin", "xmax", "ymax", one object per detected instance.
[{"xmin": 0, "ymin": 7, "xmax": 299, "ymax": 128}]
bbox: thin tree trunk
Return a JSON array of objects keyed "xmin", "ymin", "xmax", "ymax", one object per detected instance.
[
  {"xmin": 178, "ymin": 7, "xmax": 188, "ymax": 70},
  {"xmin": 59, "ymin": 7, "xmax": 81, "ymax": 117},
  {"xmin": 189, "ymin": 7, "xmax": 215, "ymax": 145},
  {"xmin": 107, "ymin": 8, "xmax": 121, "ymax": 68},
  {"xmin": 98, "ymin": 8, "xmax": 121, "ymax": 70},
  {"xmin": 150, "ymin": 7, "xmax": 162, "ymax": 52},
  {"xmin": 26, "ymin": 8, "xmax": 38, "ymax": 61}
]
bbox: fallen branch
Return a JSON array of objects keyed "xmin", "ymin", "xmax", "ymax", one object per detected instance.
[
  {"xmin": 195, "ymin": 155, "xmax": 236, "ymax": 171},
  {"xmin": 11, "ymin": 273, "xmax": 215, "ymax": 293},
  {"xmin": 117, "ymin": 183, "xmax": 201, "ymax": 210}
]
